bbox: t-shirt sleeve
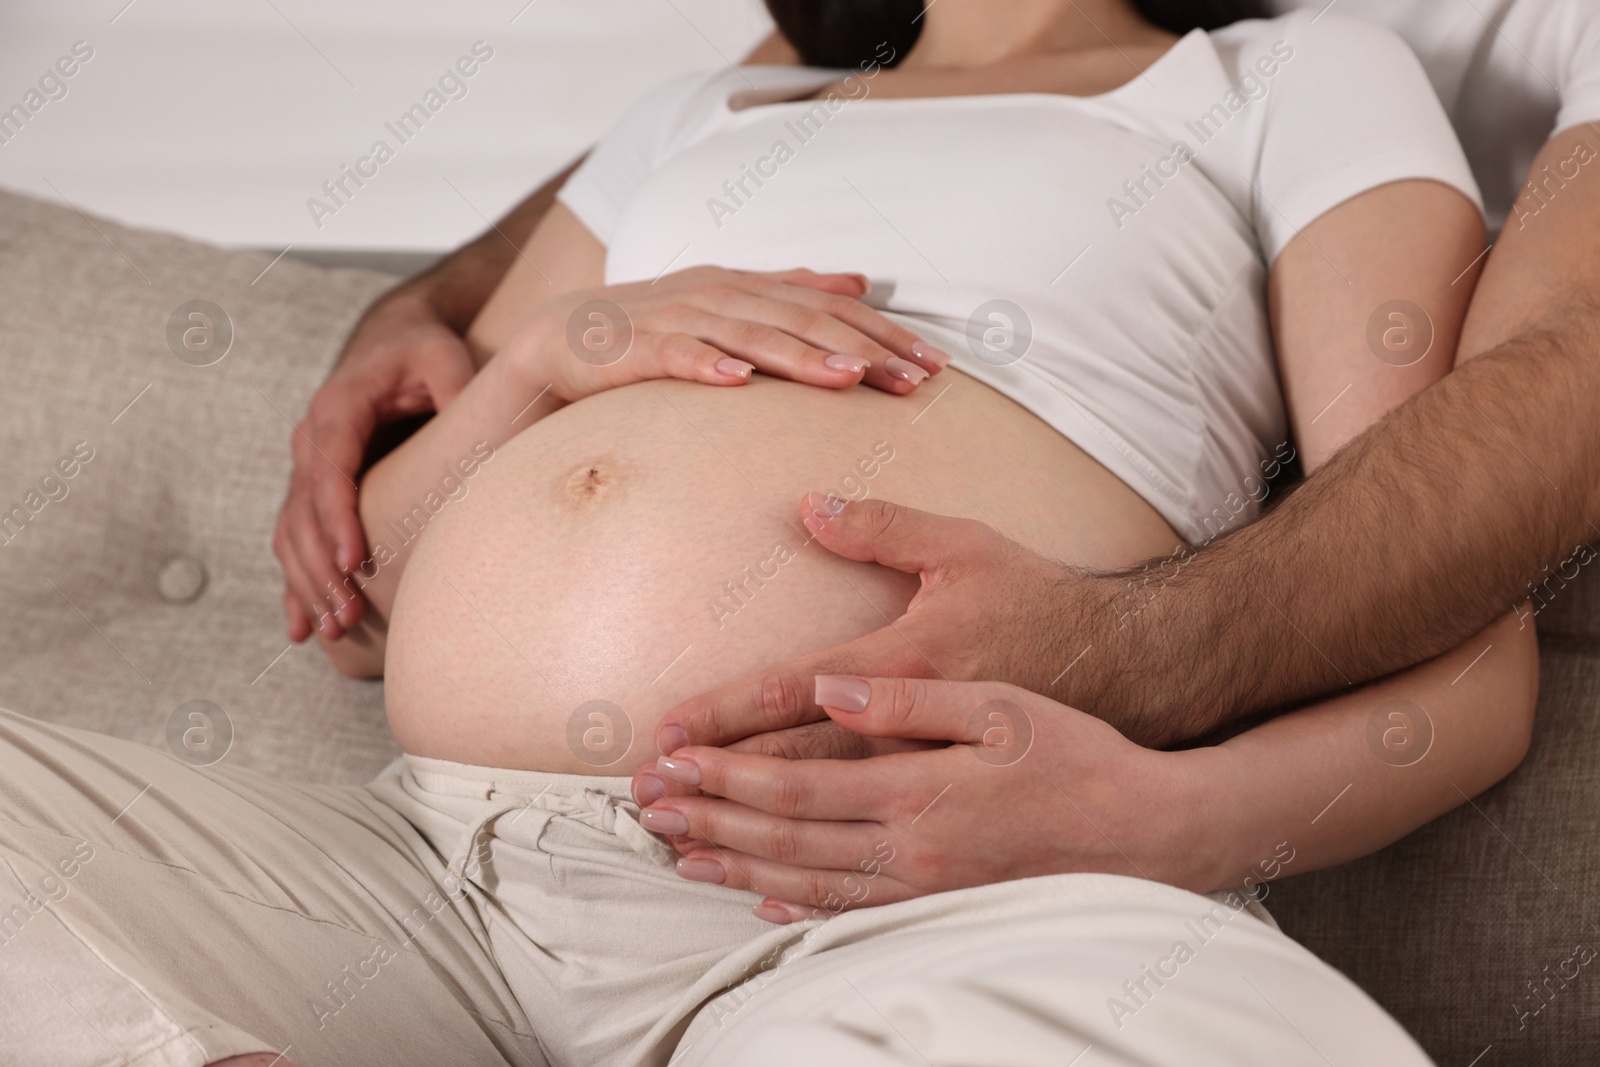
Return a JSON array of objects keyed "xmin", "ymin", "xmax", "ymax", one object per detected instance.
[
  {"xmin": 1246, "ymin": 12, "xmax": 1484, "ymax": 263},
  {"xmin": 556, "ymin": 71, "xmax": 722, "ymax": 246},
  {"xmin": 1555, "ymin": 2, "xmax": 1600, "ymax": 136}
]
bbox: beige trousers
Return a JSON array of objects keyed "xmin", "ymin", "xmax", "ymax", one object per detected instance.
[{"xmin": 0, "ymin": 707, "xmax": 1432, "ymax": 1067}]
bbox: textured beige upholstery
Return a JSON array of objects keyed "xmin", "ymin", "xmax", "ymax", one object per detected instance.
[
  {"xmin": 1270, "ymin": 573, "xmax": 1600, "ymax": 1066},
  {"xmin": 0, "ymin": 189, "xmax": 399, "ymax": 784},
  {"xmin": 1, "ymin": 187, "xmax": 1597, "ymax": 1063}
]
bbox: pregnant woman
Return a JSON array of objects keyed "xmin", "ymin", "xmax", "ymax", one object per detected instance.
[{"xmin": 0, "ymin": 2, "xmax": 1536, "ymax": 1066}]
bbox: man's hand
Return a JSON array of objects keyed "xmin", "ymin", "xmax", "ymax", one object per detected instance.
[
  {"xmin": 273, "ymin": 286, "xmax": 474, "ymax": 642},
  {"xmin": 632, "ymin": 493, "xmax": 1140, "ymax": 823},
  {"xmin": 648, "ymin": 494, "xmax": 1145, "ymax": 759},
  {"xmin": 635, "ymin": 675, "xmax": 1222, "ymax": 921}
]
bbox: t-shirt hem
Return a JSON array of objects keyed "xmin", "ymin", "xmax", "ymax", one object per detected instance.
[
  {"xmin": 556, "ymin": 181, "xmax": 621, "ymax": 248},
  {"xmin": 1263, "ymin": 148, "xmax": 1484, "ymax": 263},
  {"xmin": 1553, "ymin": 106, "xmax": 1600, "ymax": 142},
  {"xmin": 943, "ymin": 356, "xmax": 1204, "ymax": 541}
]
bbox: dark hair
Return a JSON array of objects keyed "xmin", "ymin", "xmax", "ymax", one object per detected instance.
[
  {"xmin": 1132, "ymin": 0, "xmax": 1269, "ymax": 35},
  {"xmin": 763, "ymin": 0, "xmax": 1269, "ymax": 69}
]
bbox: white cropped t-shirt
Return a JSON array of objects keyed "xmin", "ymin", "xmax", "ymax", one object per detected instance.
[{"xmin": 558, "ymin": 12, "xmax": 1482, "ymax": 542}]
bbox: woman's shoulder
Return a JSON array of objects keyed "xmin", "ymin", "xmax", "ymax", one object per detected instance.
[
  {"xmin": 576, "ymin": 67, "xmax": 751, "ymax": 184},
  {"xmin": 620, "ymin": 68, "xmax": 738, "ymax": 140},
  {"xmin": 1196, "ymin": 10, "xmax": 1482, "ymax": 264},
  {"xmin": 555, "ymin": 63, "xmax": 836, "ymax": 244},
  {"xmin": 1205, "ymin": 9, "xmax": 1426, "ymax": 90}
]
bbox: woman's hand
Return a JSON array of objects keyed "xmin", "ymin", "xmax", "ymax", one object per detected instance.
[
  {"xmin": 511, "ymin": 265, "xmax": 951, "ymax": 402},
  {"xmin": 635, "ymin": 676, "xmax": 1233, "ymax": 922}
]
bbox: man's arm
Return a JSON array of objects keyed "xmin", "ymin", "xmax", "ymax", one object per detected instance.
[
  {"xmin": 637, "ymin": 601, "xmax": 1537, "ymax": 912},
  {"xmin": 274, "ymin": 159, "xmax": 582, "ymax": 644},
  {"xmin": 1077, "ymin": 124, "xmax": 1600, "ymax": 740},
  {"xmin": 399, "ymin": 157, "xmax": 584, "ymax": 342}
]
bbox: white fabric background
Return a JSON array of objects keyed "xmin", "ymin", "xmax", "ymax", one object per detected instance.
[{"xmin": 0, "ymin": 0, "xmax": 771, "ymax": 249}]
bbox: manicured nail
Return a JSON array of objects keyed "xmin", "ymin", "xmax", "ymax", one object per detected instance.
[
  {"xmin": 802, "ymin": 497, "xmax": 846, "ymax": 535},
  {"xmin": 676, "ymin": 856, "xmax": 725, "ymax": 884},
  {"xmin": 804, "ymin": 490, "xmax": 844, "ymax": 523},
  {"xmin": 885, "ymin": 357, "xmax": 928, "ymax": 385},
  {"xmin": 634, "ymin": 773, "xmax": 668, "ymax": 806},
  {"xmin": 825, "ymin": 354, "xmax": 869, "ymax": 374},
  {"xmin": 336, "ymin": 547, "xmax": 354, "ymax": 573},
  {"xmin": 910, "ymin": 340, "xmax": 952, "ymax": 369},
  {"xmin": 716, "ymin": 357, "xmax": 754, "ymax": 378},
  {"xmin": 656, "ymin": 755, "xmax": 701, "ymax": 786},
  {"xmin": 658, "ymin": 724, "xmax": 689, "ymax": 756},
  {"xmin": 814, "ymin": 675, "xmax": 871, "ymax": 713},
  {"xmin": 640, "ymin": 808, "xmax": 689, "ymax": 835},
  {"xmin": 754, "ymin": 902, "xmax": 794, "ymax": 924}
]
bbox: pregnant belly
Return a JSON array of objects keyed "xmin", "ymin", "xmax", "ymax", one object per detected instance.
[{"xmin": 384, "ymin": 370, "xmax": 1181, "ymax": 773}]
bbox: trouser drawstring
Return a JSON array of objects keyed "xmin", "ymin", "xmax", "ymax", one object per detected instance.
[{"xmin": 444, "ymin": 784, "xmax": 677, "ymax": 888}]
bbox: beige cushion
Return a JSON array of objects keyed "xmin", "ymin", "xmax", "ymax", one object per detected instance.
[
  {"xmin": 1269, "ymin": 569, "xmax": 1600, "ymax": 1063},
  {"xmin": 0, "ymin": 189, "xmax": 399, "ymax": 783},
  {"xmin": 1525, "ymin": 542, "xmax": 1600, "ymax": 643}
]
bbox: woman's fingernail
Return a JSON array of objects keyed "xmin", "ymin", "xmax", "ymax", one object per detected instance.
[
  {"xmin": 656, "ymin": 755, "xmax": 702, "ymax": 786},
  {"xmin": 754, "ymin": 902, "xmax": 794, "ymax": 924},
  {"xmin": 658, "ymin": 725, "xmax": 689, "ymax": 756},
  {"xmin": 911, "ymin": 340, "xmax": 952, "ymax": 369},
  {"xmin": 802, "ymin": 492, "xmax": 847, "ymax": 534},
  {"xmin": 825, "ymin": 354, "xmax": 869, "ymax": 374},
  {"xmin": 814, "ymin": 675, "xmax": 871, "ymax": 713},
  {"xmin": 676, "ymin": 856, "xmax": 725, "ymax": 884},
  {"xmin": 716, "ymin": 357, "xmax": 754, "ymax": 378},
  {"xmin": 804, "ymin": 490, "xmax": 842, "ymax": 519},
  {"xmin": 634, "ymin": 773, "xmax": 668, "ymax": 806},
  {"xmin": 640, "ymin": 807, "xmax": 690, "ymax": 835},
  {"xmin": 885, "ymin": 357, "xmax": 929, "ymax": 386}
]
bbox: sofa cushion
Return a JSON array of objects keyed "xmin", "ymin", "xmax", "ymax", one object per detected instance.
[
  {"xmin": 1268, "ymin": 618, "xmax": 1600, "ymax": 1064},
  {"xmin": 1530, "ymin": 542, "xmax": 1600, "ymax": 644},
  {"xmin": 0, "ymin": 188, "xmax": 399, "ymax": 784}
]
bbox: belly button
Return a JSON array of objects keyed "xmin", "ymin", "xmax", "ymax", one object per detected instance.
[{"xmin": 563, "ymin": 460, "xmax": 618, "ymax": 503}]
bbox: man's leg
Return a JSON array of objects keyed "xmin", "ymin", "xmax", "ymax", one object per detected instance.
[
  {"xmin": 673, "ymin": 874, "xmax": 1431, "ymax": 1066},
  {"xmin": 0, "ymin": 706, "xmax": 536, "ymax": 1067}
]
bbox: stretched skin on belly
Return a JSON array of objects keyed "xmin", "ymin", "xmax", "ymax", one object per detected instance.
[{"xmin": 384, "ymin": 371, "xmax": 1181, "ymax": 773}]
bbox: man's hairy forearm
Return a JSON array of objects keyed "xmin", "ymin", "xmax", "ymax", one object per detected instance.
[
  {"xmin": 1067, "ymin": 125, "xmax": 1600, "ymax": 744},
  {"xmin": 364, "ymin": 157, "xmax": 583, "ymax": 335},
  {"xmin": 1071, "ymin": 317, "xmax": 1599, "ymax": 743}
]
